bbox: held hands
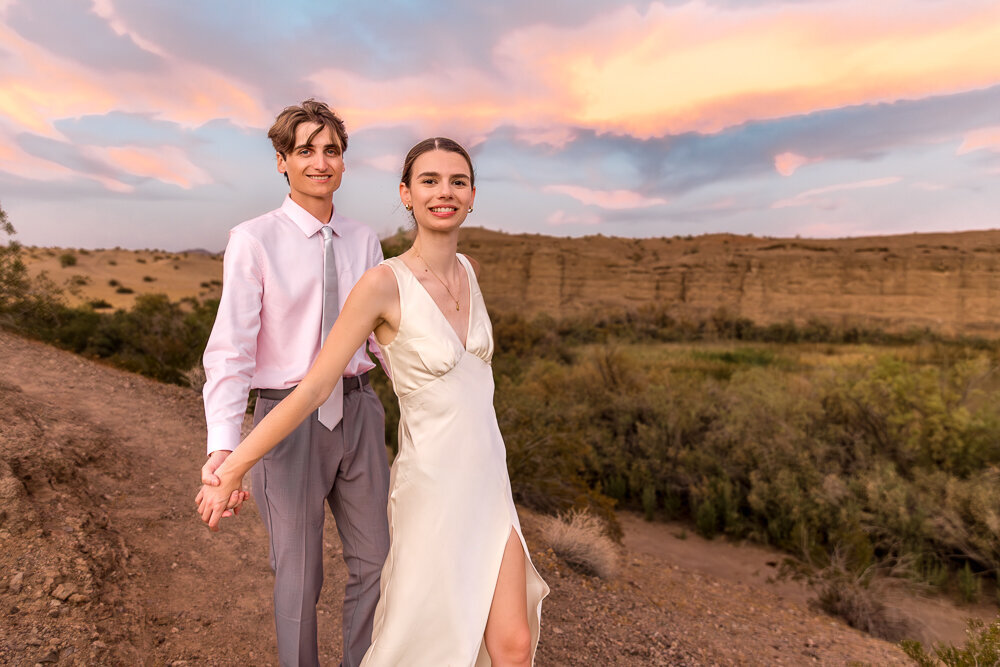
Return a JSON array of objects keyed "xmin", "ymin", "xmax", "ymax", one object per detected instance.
[{"xmin": 196, "ymin": 450, "xmax": 250, "ymax": 531}]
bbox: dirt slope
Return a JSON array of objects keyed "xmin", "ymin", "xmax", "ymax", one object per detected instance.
[{"xmin": 0, "ymin": 330, "xmax": 914, "ymax": 665}]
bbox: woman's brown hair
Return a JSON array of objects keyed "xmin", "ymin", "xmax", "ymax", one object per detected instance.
[{"xmin": 400, "ymin": 138, "xmax": 475, "ymax": 188}]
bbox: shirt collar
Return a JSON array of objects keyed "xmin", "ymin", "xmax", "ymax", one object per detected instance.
[{"xmin": 280, "ymin": 195, "xmax": 341, "ymax": 237}]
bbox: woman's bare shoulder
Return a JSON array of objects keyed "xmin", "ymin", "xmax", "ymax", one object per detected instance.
[{"xmin": 358, "ymin": 263, "xmax": 399, "ymax": 296}]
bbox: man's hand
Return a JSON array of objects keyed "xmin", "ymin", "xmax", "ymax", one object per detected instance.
[
  {"xmin": 198, "ymin": 450, "xmax": 249, "ymax": 527},
  {"xmin": 202, "ymin": 450, "xmax": 231, "ymax": 486}
]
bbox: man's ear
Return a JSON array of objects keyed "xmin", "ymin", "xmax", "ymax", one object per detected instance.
[{"xmin": 276, "ymin": 151, "xmax": 286, "ymax": 175}]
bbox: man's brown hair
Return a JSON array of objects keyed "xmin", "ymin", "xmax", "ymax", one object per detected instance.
[{"xmin": 267, "ymin": 99, "xmax": 348, "ymax": 157}]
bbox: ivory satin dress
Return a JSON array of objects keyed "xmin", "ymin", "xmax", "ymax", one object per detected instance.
[{"xmin": 360, "ymin": 254, "xmax": 549, "ymax": 666}]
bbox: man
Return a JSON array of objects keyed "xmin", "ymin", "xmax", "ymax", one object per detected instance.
[{"xmin": 200, "ymin": 100, "xmax": 390, "ymax": 667}]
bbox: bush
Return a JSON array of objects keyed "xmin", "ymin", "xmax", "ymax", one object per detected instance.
[
  {"xmin": 957, "ymin": 562, "xmax": 981, "ymax": 603},
  {"xmin": 0, "ymin": 208, "xmax": 28, "ymax": 308},
  {"xmin": 58, "ymin": 252, "xmax": 77, "ymax": 268},
  {"xmin": 901, "ymin": 617, "xmax": 1000, "ymax": 666},
  {"xmin": 540, "ymin": 509, "xmax": 619, "ymax": 579},
  {"xmin": 810, "ymin": 557, "xmax": 909, "ymax": 641}
]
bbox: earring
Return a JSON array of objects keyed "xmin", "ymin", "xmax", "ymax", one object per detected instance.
[
  {"xmin": 404, "ymin": 204, "xmax": 412, "ymax": 211},
  {"xmin": 468, "ymin": 207, "xmax": 473, "ymax": 213}
]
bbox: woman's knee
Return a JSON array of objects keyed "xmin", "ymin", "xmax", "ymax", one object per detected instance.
[{"xmin": 489, "ymin": 623, "xmax": 532, "ymax": 664}]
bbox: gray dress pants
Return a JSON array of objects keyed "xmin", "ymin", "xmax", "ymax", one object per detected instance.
[{"xmin": 251, "ymin": 379, "xmax": 390, "ymax": 667}]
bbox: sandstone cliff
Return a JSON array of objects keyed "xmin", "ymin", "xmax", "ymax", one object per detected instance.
[{"xmin": 459, "ymin": 228, "xmax": 1000, "ymax": 336}]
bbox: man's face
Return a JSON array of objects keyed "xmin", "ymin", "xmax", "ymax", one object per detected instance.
[{"xmin": 277, "ymin": 121, "xmax": 345, "ymax": 206}]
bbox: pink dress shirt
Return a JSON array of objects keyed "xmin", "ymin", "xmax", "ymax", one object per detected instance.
[{"xmin": 203, "ymin": 196, "xmax": 385, "ymax": 454}]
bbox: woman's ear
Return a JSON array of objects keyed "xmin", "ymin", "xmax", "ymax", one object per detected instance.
[{"xmin": 399, "ymin": 181, "xmax": 411, "ymax": 209}]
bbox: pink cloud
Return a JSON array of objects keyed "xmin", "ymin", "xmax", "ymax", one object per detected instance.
[
  {"xmin": 772, "ymin": 176, "xmax": 902, "ymax": 209},
  {"xmin": 98, "ymin": 146, "xmax": 212, "ymax": 189},
  {"xmin": 498, "ymin": 1, "xmax": 1000, "ymax": 136},
  {"xmin": 546, "ymin": 209, "xmax": 601, "ymax": 226},
  {"xmin": 774, "ymin": 152, "xmax": 819, "ymax": 176},
  {"xmin": 361, "ymin": 154, "xmax": 402, "ymax": 173},
  {"xmin": 514, "ymin": 127, "xmax": 578, "ymax": 149},
  {"xmin": 0, "ymin": 22, "xmax": 271, "ymax": 139},
  {"xmin": 957, "ymin": 126, "xmax": 1000, "ymax": 155},
  {"xmin": 911, "ymin": 181, "xmax": 947, "ymax": 192},
  {"xmin": 544, "ymin": 184, "xmax": 667, "ymax": 210}
]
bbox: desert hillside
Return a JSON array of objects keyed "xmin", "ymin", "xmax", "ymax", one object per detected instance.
[
  {"xmin": 24, "ymin": 227, "xmax": 1000, "ymax": 336},
  {"xmin": 0, "ymin": 329, "xmax": 921, "ymax": 665}
]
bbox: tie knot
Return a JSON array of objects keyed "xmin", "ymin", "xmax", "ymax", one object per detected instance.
[{"xmin": 320, "ymin": 225, "xmax": 333, "ymax": 240}]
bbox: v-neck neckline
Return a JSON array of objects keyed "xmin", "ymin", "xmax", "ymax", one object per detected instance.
[{"xmin": 398, "ymin": 254, "xmax": 473, "ymax": 351}]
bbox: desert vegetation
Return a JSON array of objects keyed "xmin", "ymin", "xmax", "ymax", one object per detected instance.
[
  {"xmin": 2, "ymin": 208, "xmax": 998, "ymax": 648},
  {"xmin": 494, "ymin": 313, "xmax": 1000, "ymax": 637},
  {"xmin": 902, "ymin": 617, "xmax": 1000, "ymax": 666}
]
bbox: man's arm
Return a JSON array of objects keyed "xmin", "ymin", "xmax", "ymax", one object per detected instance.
[{"xmin": 200, "ymin": 230, "xmax": 264, "ymax": 489}]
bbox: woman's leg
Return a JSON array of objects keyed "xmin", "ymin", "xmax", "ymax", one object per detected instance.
[{"xmin": 484, "ymin": 528, "xmax": 532, "ymax": 667}]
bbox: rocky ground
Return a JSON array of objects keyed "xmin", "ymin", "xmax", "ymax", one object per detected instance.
[{"xmin": 0, "ymin": 329, "xmax": 958, "ymax": 665}]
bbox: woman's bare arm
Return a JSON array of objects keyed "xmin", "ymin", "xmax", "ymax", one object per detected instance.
[{"xmin": 197, "ymin": 265, "xmax": 398, "ymax": 529}]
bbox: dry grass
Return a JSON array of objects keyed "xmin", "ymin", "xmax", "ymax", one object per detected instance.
[
  {"xmin": 20, "ymin": 247, "xmax": 222, "ymax": 309},
  {"xmin": 182, "ymin": 363, "xmax": 206, "ymax": 393},
  {"xmin": 539, "ymin": 509, "xmax": 620, "ymax": 579},
  {"xmin": 810, "ymin": 557, "xmax": 911, "ymax": 642}
]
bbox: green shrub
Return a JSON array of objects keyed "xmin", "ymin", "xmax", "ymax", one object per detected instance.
[
  {"xmin": 957, "ymin": 562, "xmax": 981, "ymax": 603},
  {"xmin": 0, "ymin": 207, "xmax": 28, "ymax": 308},
  {"xmin": 604, "ymin": 475, "xmax": 626, "ymax": 502},
  {"xmin": 58, "ymin": 252, "xmax": 77, "ymax": 267},
  {"xmin": 901, "ymin": 617, "xmax": 1000, "ymax": 666},
  {"xmin": 641, "ymin": 484, "xmax": 656, "ymax": 521}
]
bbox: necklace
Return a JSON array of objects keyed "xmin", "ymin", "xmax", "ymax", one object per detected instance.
[{"xmin": 414, "ymin": 250, "xmax": 461, "ymax": 311}]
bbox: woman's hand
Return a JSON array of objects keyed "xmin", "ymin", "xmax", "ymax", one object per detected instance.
[{"xmin": 195, "ymin": 472, "xmax": 248, "ymax": 531}]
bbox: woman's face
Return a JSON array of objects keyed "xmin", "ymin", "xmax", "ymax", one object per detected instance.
[{"xmin": 400, "ymin": 149, "xmax": 476, "ymax": 233}]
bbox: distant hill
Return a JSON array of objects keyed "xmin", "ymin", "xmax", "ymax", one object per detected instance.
[
  {"xmin": 456, "ymin": 227, "xmax": 1000, "ymax": 336},
  {"xmin": 22, "ymin": 227, "xmax": 1000, "ymax": 335}
]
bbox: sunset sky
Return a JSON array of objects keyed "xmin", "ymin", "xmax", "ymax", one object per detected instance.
[{"xmin": 1, "ymin": 0, "xmax": 998, "ymax": 250}]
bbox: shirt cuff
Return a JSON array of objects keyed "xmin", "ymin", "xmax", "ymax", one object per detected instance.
[{"xmin": 206, "ymin": 423, "xmax": 242, "ymax": 455}]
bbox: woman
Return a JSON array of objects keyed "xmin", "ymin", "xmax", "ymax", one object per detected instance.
[{"xmin": 197, "ymin": 138, "xmax": 549, "ymax": 666}]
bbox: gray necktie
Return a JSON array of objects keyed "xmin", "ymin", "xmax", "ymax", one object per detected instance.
[{"xmin": 318, "ymin": 224, "xmax": 343, "ymax": 429}]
